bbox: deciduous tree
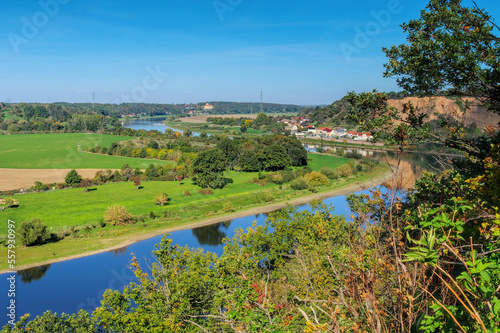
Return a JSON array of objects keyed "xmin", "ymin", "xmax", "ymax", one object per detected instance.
[
  {"xmin": 192, "ymin": 148, "xmax": 227, "ymax": 189},
  {"xmin": 65, "ymin": 169, "xmax": 82, "ymax": 186}
]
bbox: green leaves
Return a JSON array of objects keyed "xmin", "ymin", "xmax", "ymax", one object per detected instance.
[
  {"xmin": 383, "ymin": 0, "xmax": 500, "ymax": 113},
  {"xmin": 404, "ymin": 228, "xmax": 439, "ymax": 264}
]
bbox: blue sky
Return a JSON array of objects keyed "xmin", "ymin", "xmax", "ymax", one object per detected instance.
[{"xmin": 1, "ymin": 0, "xmax": 499, "ymax": 105}]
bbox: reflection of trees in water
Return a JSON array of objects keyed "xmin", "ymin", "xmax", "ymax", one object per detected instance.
[
  {"xmin": 371, "ymin": 150, "xmax": 451, "ymax": 188},
  {"xmin": 109, "ymin": 246, "xmax": 128, "ymax": 256},
  {"xmin": 191, "ymin": 220, "xmax": 232, "ymax": 246},
  {"xmin": 18, "ymin": 264, "xmax": 51, "ymax": 284}
]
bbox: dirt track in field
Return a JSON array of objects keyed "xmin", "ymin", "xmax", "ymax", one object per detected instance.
[
  {"xmin": 178, "ymin": 114, "xmax": 258, "ymax": 123},
  {"xmin": 0, "ymin": 169, "xmax": 107, "ymax": 191}
]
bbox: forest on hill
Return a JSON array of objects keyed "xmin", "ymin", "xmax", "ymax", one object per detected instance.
[{"xmin": 0, "ymin": 101, "xmax": 307, "ymax": 124}]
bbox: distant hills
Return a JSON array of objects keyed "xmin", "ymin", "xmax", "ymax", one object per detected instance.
[{"xmin": 1, "ymin": 101, "xmax": 308, "ymax": 118}]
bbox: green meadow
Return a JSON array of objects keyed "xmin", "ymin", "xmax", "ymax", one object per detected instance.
[
  {"xmin": 0, "ymin": 144, "xmax": 387, "ymax": 269},
  {"xmin": 0, "ymin": 133, "xmax": 169, "ymax": 169},
  {"xmin": 307, "ymin": 153, "xmax": 349, "ymax": 170},
  {"xmin": 0, "ymin": 154, "xmax": 349, "ymax": 235},
  {"xmin": 0, "ymin": 172, "xmax": 269, "ymax": 234}
]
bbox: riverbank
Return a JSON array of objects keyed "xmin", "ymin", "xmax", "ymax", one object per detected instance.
[{"xmin": 1, "ymin": 165, "xmax": 393, "ymax": 273}]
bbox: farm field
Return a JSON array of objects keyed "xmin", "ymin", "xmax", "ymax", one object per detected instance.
[{"xmin": 0, "ymin": 133, "xmax": 170, "ymax": 169}]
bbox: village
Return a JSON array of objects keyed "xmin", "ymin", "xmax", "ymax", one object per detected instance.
[{"xmin": 279, "ymin": 117, "xmax": 378, "ymax": 145}]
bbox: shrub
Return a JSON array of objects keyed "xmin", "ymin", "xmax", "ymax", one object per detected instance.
[
  {"xmin": 0, "ymin": 235, "xmax": 7, "ymax": 247},
  {"xmin": 149, "ymin": 211, "xmax": 156, "ymax": 219},
  {"xmin": 308, "ymin": 184, "xmax": 318, "ymax": 193},
  {"xmin": 18, "ymin": 218, "xmax": 52, "ymax": 246},
  {"xmin": 33, "ymin": 181, "xmax": 49, "ymax": 192},
  {"xmin": 335, "ymin": 163, "xmax": 354, "ymax": 177},
  {"xmin": 290, "ymin": 178, "xmax": 308, "ymax": 190},
  {"xmin": 99, "ymin": 219, "xmax": 107, "ymax": 228},
  {"xmin": 356, "ymin": 164, "xmax": 363, "ymax": 172},
  {"xmin": 222, "ymin": 202, "xmax": 234, "ymax": 212},
  {"xmin": 199, "ymin": 188, "xmax": 213, "ymax": 195},
  {"xmin": 104, "ymin": 205, "xmax": 135, "ymax": 226},
  {"xmin": 319, "ymin": 166, "xmax": 336, "ymax": 179},
  {"xmin": 155, "ymin": 193, "xmax": 169, "ymax": 206},
  {"xmin": 304, "ymin": 171, "xmax": 329, "ymax": 187},
  {"xmin": 254, "ymin": 191, "xmax": 275, "ymax": 203},
  {"xmin": 294, "ymin": 166, "xmax": 312, "ymax": 178},
  {"xmin": 271, "ymin": 172, "xmax": 284, "ymax": 185},
  {"xmin": 183, "ymin": 190, "xmax": 191, "ymax": 197},
  {"xmin": 3, "ymin": 197, "xmax": 14, "ymax": 208},
  {"xmin": 281, "ymin": 170, "xmax": 295, "ymax": 183},
  {"xmin": 344, "ymin": 151, "xmax": 362, "ymax": 159}
]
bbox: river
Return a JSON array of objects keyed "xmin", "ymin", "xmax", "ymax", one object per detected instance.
[{"xmin": 0, "ymin": 118, "xmax": 440, "ymax": 325}]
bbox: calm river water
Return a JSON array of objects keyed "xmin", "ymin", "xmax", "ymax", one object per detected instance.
[{"xmin": 0, "ymin": 118, "xmax": 437, "ymax": 325}]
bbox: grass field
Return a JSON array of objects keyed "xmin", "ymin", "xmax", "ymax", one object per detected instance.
[
  {"xmin": 0, "ymin": 153, "xmax": 389, "ymax": 270},
  {"xmin": 0, "ymin": 154, "xmax": 348, "ymax": 234},
  {"xmin": 307, "ymin": 153, "xmax": 349, "ymax": 171},
  {"xmin": 0, "ymin": 133, "xmax": 170, "ymax": 169}
]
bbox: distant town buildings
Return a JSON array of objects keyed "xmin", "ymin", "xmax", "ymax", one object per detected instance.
[
  {"xmin": 202, "ymin": 103, "xmax": 215, "ymax": 111},
  {"xmin": 281, "ymin": 116, "xmax": 374, "ymax": 142}
]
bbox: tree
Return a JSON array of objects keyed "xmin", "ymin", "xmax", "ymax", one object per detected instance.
[
  {"xmin": 3, "ymin": 197, "xmax": 14, "ymax": 208},
  {"xmin": 255, "ymin": 112, "xmax": 269, "ymax": 127},
  {"xmin": 132, "ymin": 177, "xmax": 141, "ymax": 190},
  {"xmin": 383, "ymin": 0, "xmax": 500, "ymax": 113},
  {"xmin": 104, "ymin": 205, "xmax": 135, "ymax": 226},
  {"xmin": 155, "ymin": 193, "xmax": 169, "ymax": 206},
  {"xmin": 183, "ymin": 127, "xmax": 193, "ymax": 138},
  {"xmin": 238, "ymin": 149, "xmax": 262, "ymax": 172},
  {"xmin": 192, "ymin": 148, "xmax": 227, "ymax": 189},
  {"xmin": 18, "ymin": 218, "xmax": 51, "ymax": 246},
  {"xmin": 216, "ymin": 137, "xmax": 239, "ymax": 169},
  {"xmin": 120, "ymin": 164, "xmax": 134, "ymax": 180},
  {"xmin": 80, "ymin": 178, "xmax": 92, "ymax": 192},
  {"xmin": 65, "ymin": 169, "xmax": 82, "ymax": 186},
  {"xmin": 261, "ymin": 144, "xmax": 291, "ymax": 171},
  {"xmin": 240, "ymin": 125, "xmax": 247, "ymax": 133}
]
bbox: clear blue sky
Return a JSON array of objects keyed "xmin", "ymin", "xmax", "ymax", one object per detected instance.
[{"xmin": 1, "ymin": 0, "xmax": 498, "ymax": 105}]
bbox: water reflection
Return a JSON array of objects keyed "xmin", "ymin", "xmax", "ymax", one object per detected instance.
[
  {"xmin": 108, "ymin": 246, "xmax": 128, "ymax": 256},
  {"xmin": 191, "ymin": 220, "xmax": 232, "ymax": 246},
  {"xmin": 17, "ymin": 265, "xmax": 51, "ymax": 284}
]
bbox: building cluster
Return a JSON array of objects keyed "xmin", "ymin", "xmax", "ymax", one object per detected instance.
[
  {"xmin": 280, "ymin": 117, "xmax": 373, "ymax": 141},
  {"xmin": 119, "ymin": 112, "xmax": 148, "ymax": 118}
]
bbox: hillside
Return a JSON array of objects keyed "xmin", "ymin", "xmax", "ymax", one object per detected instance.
[
  {"xmin": 387, "ymin": 96, "xmax": 500, "ymax": 129},
  {"xmin": 299, "ymin": 96, "xmax": 500, "ymax": 129}
]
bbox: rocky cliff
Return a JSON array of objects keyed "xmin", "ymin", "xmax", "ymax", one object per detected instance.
[{"xmin": 386, "ymin": 96, "xmax": 500, "ymax": 129}]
